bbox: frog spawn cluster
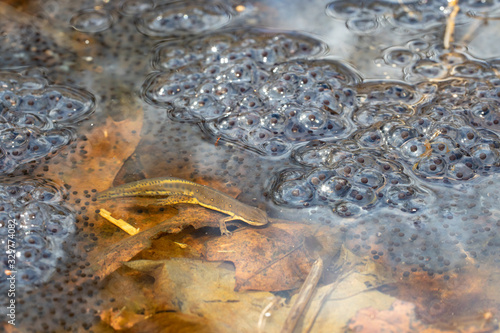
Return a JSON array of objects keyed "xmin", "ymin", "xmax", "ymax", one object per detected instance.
[
  {"xmin": 140, "ymin": 29, "xmax": 500, "ymax": 217},
  {"xmin": 142, "ymin": 30, "xmax": 358, "ymax": 156},
  {"xmin": 70, "ymin": 0, "xmax": 244, "ymax": 36},
  {"xmin": 273, "ymin": 141, "xmax": 432, "ymax": 216},
  {"xmin": 375, "ymin": 47, "xmax": 500, "ymax": 181},
  {"xmin": 380, "ymin": 38, "xmax": 500, "ymax": 83},
  {"xmin": 351, "ymin": 80, "xmax": 500, "ymax": 183},
  {"xmin": 0, "ymin": 71, "xmax": 95, "ymax": 173},
  {"xmin": 135, "ymin": 1, "xmax": 232, "ymax": 37},
  {"xmin": 0, "ymin": 178, "xmax": 75, "ymax": 299},
  {"xmin": 271, "ymin": 57, "xmax": 500, "ymax": 216},
  {"xmin": 326, "ymin": 0, "xmax": 500, "ymax": 35}
]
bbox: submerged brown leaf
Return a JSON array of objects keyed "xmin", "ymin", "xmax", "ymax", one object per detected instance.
[
  {"xmin": 122, "ymin": 312, "xmax": 214, "ymax": 333},
  {"xmin": 386, "ymin": 267, "xmax": 500, "ymax": 329},
  {"xmin": 39, "ymin": 115, "xmax": 143, "ymax": 192},
  {"xmin": 123, "ymin": 258, "xmax": 279, "ymax": 332},
  {"xmin": 205, "ymin": 223, "xmax": 342, "ymax": 291},
  {"xmin": 347, "ymin": 299, "xmax": 496, "ymax": 333},
  {"xmin": 100, "ymin": 308, "xmax": 146, "ymax": 331}
]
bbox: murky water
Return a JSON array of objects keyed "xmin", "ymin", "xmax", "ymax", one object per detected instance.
[{"xmin": 1, "ymin": 0, "xmax": 500, "ymax": 332}]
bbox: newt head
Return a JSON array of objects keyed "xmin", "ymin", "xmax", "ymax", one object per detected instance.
[{"xmin": 236, "ymin": 205, "xmax": 269, "ymax": 226}]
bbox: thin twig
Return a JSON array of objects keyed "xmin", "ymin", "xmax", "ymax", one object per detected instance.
[
  {"xmin": 444, "ymin": 0, "xmax": 460, "ymax": 49},
  {"xmin": 303, "ymin": 246, "xmax": 352, "ymax": 332},
  {"xmin": 280, "ymin": 258, "xmax": 324, "ymax": 333},
  {"xmin": 258, "ymin": 297, "xmax": 281, "ymax": 333},
  {"xmin": 460, "ymin": 18, "xmax": 484, "ymax": 45}
]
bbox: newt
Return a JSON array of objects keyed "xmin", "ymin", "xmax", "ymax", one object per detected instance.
[{"xmin": 97, "ymin": 177, "xmax": 269, "ymax": 235}]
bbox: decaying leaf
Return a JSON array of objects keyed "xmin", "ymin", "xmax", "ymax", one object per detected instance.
[
  {"xmin": 99, "ymin": 235, "xmax": 397, "ymax": 333},
  {"xmin": 123, "ymin": 258, "xmax": 283, "ymax": 332},
  {"xmin": 101, "ymin": 308, "xmax": 146, "ymax": 331},
  {"xmin": 39, "ymin": 115, "xmax": 143, "ymax": 192},
  {"xmin": 386, "ymin": 267, "xmax": 500, "ymax": 328},
  {"xmin": 347, "ymin": 300, "xmax": 416, "ymax": 333},
  {"xmin": 122, "ymin": 312, "xmax": 214, "ymax": 333},
  {"xmin": 346, "ymin": 299, "xmax": 497, "ymax": 333},
  {"xmin": 205, "ymin": 222, "xmax": 334, "ymax": 291}
]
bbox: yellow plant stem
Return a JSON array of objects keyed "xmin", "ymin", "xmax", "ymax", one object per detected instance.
[
  {"xmin": 444, "ymin": 0, "xmax": 460, "ymax": 49},
  {"xmin": 99, "ymin": 208, "xmax": 140, "ymax": 235}
]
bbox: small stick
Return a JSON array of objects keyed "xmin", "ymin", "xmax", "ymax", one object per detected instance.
[
  {"xmin": 460, "ymin": 18, "xmax": 484, "ymax": 45},
  {"xmin": 258, "ymin": 297, "xmax": 281, "ymax": 333},
  {"xmin": 99, "ymin": 208, "xmax": 140, "ymax": 235},
  {"xmin": 280, "ymin": 258, "xmax": 324, "ymax": 333},
  {"xmin": 444, "ymin": 0, "xmax": 460, "ymax": 49}
]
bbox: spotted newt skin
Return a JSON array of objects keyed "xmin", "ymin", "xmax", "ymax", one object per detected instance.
[{"xmin": 97, "ymin": 177, "xmax": 269, "ymax": 235}]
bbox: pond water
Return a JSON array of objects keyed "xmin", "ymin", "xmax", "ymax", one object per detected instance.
[{"xmin": 1, "ymin": 0, "xmax": 500, "ymax": 332}]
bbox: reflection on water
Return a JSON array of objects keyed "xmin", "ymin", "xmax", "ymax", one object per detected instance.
[{"xmin": 1, "ymin": 0, "xmax": 500, "ymax": 331}]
